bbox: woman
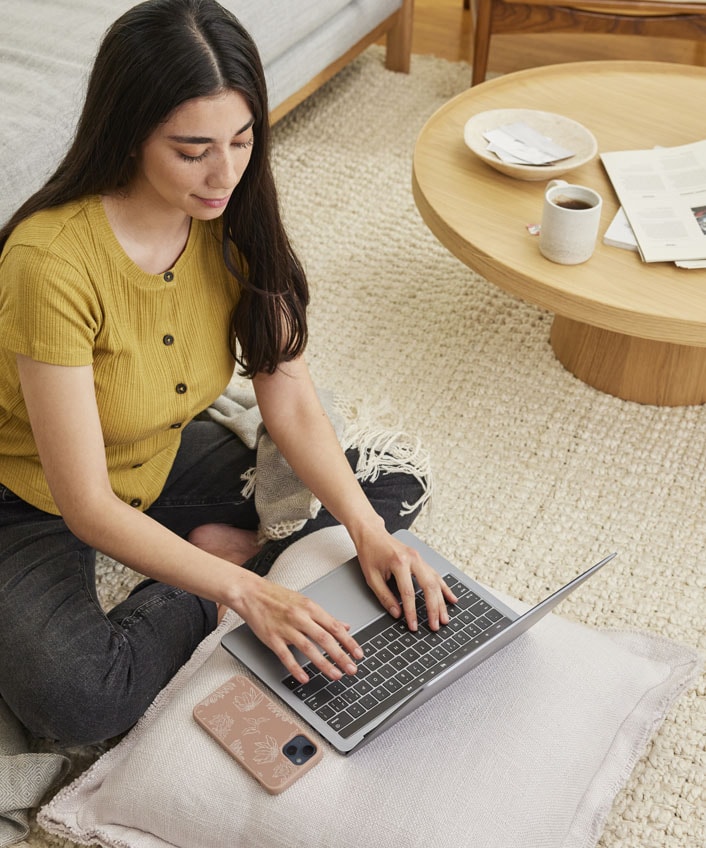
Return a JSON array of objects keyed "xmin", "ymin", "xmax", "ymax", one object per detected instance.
[{"xmin": 0, "ymin": 0, "xmax": 455, "ymax": 745}]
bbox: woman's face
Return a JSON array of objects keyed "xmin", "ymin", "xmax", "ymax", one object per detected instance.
[{"xmin": 132, "ymin": 89, "xmax": 255, "ymax": 221}]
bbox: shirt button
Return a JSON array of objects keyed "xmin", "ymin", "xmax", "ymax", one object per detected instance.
[
  {"xmin": 175, "ymin": 383, "xmax": 187, "ymax": 394},
  {"xmin": 163, "ymin": 271, "xmax": 174, "ymax": 282},
  {"xmin": 163, "ymin": 334, "xmax": 174, "ymax": 346},
  {"xmin": 130, "ymin": 498, "xmax": 142, "ymax": 508},
  {"xmin": 170, "ymin": 422, "xmax": 182, "ymax": 429}
]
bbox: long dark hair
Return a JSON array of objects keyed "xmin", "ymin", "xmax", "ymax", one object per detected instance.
[{"xmin": 0, "ymin": 0, "xmax": 307, "ymax": 377}]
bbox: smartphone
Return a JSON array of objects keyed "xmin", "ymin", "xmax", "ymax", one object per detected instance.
[{"xmin": 193, "ymin": 674, "xmax": 322, "ymax": 794}]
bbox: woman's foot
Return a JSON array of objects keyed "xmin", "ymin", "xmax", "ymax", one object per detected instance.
[{"xmin": 188, "ymin": 523, "xmax": 261, "ymax": 564}]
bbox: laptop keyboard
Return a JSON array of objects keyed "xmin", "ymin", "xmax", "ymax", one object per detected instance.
[{"xmin": 282, "ymin": 574, "xmax": 512, "ymax": 739}]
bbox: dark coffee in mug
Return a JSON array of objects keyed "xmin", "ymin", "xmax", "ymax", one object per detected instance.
[{"xmin": 554, "ymin": 196, "xmax": 594, "ymax": 211}]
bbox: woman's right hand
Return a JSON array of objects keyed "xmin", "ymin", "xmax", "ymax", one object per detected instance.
[{"xmin": 231, "ymin": 572, "xmax": 364, "ymax": 685}]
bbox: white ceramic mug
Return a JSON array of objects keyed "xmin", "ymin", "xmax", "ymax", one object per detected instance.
[{"xmin": 539, "ymin": 179, "xmax": 602, "ymax": 265}]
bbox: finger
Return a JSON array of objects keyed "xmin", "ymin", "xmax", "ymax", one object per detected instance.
[
  {"xmin": 422, "ymin": 583, "xmax": 448, "ymax": 631},
  {"xmin": 309, "ymin": 619, "xmax": 363, "ymax": 675},
  {"xmin": 393, "ymin": 569, "xmax": 419, "ymax": 632},
  {"xmin": 364, "ymin": 570, "xmax": 405, "ymax": 620},
  {"xmin": 417, "ymin": 573, "xmax": 458, "ymax": 630},
  {"xmin": 272, "ymin": 641, "xmax": 311, "ymax": 685},
  {"xmin": 329, "ymin": 620, "xmax": 365, "ymax": 662}
]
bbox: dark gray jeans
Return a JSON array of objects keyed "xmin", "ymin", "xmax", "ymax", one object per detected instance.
[{"xmin": 0, "ymin": 420, "xmax": 425, "ymax": 745}]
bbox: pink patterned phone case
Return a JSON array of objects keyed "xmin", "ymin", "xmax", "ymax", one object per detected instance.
[{"xmin": 193, "ymin": 674, "xmax": 323, "ymax": 794}]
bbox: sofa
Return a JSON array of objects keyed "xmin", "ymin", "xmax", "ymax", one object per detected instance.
[{"xmin": 0, "ymin": 0, "xmax": 412, "ymax": 225}]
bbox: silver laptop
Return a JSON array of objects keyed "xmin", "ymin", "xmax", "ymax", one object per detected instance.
[{"xmin": 221, "ymin": 530, "xmax": 616, "ymax": 755}]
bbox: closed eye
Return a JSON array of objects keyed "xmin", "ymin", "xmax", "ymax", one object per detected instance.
[
  {"xmin": 179, "ymin": 136, "xmax": 253, "ymax": 162},
  {"xmin": 180, "ymin": 151, "xmax": 208, "ymax": 163}
]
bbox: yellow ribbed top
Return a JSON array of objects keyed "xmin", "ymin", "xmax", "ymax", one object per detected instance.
[{"xmin": 0, "ymin": 195, "xmax": 240, "ymax": 514}]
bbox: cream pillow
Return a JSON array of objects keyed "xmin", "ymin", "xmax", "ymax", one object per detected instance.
[{"xmin": 39, "ymin": 527, "xmax": 702, "ymax": 848}]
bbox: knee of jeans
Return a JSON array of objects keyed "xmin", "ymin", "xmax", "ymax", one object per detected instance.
[
  {"xmin": 15, "ymin": 671, "xmax": 149, "ymax": 745},
  {"xmin": 15, "ymin": 604, "xmax": 217, "ymax": 744}
]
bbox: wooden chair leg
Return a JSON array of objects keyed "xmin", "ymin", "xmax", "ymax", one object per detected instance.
[{"xmin": 471, "ymin": 0, "xmax": 493, "ymax": 84}]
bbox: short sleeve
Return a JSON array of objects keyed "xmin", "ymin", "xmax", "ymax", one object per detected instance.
[{"xmin": 0, "ymin": 243, "xmax": 101, "ymax": 365}]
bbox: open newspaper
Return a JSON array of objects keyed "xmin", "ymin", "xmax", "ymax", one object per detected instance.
[{"xmin": 601, "ymin": 139, "xmax": 706, "ymax": 265}]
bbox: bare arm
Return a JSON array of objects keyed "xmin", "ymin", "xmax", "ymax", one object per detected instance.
[
  {"xmin": 16, "ymin": 354, "xmax": 361, "ymax": 683},
  {"xmin": 252, "ymin": 357, "xmax": 457, "ymax": 631}
]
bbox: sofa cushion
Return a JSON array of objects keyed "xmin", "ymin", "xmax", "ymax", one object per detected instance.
[
  {"xmin": 230, "ymin": 0, "xmax": 351, "ymax": 66},
  {"xmin": 263, "ymin": 0, "xmax": 402, "ymax": 107}
]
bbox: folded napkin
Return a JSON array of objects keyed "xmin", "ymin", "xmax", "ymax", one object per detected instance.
[{"xmin": 0, "ymin": 698, "xmax": 69, "ymax": 847}]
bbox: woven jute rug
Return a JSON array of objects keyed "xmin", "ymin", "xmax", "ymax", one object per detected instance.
[{"xmin": 28, "ymin": 46, "xmax": 704, "ymax": 847}]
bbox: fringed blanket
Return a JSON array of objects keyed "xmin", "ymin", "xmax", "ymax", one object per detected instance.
[{"xmin": 207, "ymin": 383, "xmax": 432, "ymax": 541}]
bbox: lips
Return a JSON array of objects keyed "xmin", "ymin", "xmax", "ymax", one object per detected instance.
[{"xmin": 195, "ymin": 195, "xmax": 230, "ymax": 209}]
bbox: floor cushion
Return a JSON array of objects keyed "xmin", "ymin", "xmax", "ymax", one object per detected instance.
[{"xmin": 38, "ymin": 527, "xmax": 702, "ymax": 848}]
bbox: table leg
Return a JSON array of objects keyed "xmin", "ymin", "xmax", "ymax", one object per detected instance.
[{"xmin": 550, "ymin": 315, "xmax": 706, "ymax": 406}]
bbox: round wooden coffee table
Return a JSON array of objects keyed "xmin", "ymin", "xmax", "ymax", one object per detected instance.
[{"xmin": 412, "ymin": 61, "xmax": 706, "ymax": 406}]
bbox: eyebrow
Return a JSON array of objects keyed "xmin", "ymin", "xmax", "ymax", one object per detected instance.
[{"xmin": 168, "ymin": 117, "xmax": 255, "ymax": 144}]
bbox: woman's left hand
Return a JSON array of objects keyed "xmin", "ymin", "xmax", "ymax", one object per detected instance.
[
  {"xmin": 252, "ymin": 360, "xmax": 455, "ymax": 631},
  {"xmin": 354, "ymin": 527, "xmax": 457, "ymax": 632}
]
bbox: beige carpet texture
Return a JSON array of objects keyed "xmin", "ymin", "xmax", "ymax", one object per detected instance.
[{"xmin": 26, "ymin": 47, "xmax": 705, "ymax": 847}]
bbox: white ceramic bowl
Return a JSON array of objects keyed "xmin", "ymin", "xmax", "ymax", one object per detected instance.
[{"xmin": 463, "ymin": 108, "xmax": 598, "ymax": 181}]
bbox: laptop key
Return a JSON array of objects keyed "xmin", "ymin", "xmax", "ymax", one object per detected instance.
[
  {"xmin": 387, "ymin": 640, "xmax": 406, "ymax": 656},
  {"xmin": 389, "ymin": 656, "xmax": 407, "ymax": 672},
  {"xmin": 383, "ymin": 676, "xmax": 403, "ymax": 694},
  {"xmin": 436, "ymin": 626, "xmax": 455, "ymax": 641},
  {"xmin": 329, "ymin": 696, "xmax": 348, "ymax": 713},
  {"xmin": 353, "ymin": 662, "xmax": 373, "ymax": 679},
  {"xmin": 352, "ymin": 678, "xmax": 373, "ymax": 697},
  {"xmin": 469, "ymin": 599, "xmax": 492, "ymax": 616},
  {"xmin": 293, "ymin": 675, "xmax": 328, "ymax": 701},
  {"xmin": 370, "ymin": 634, "xmax": 388, "ymax": 651},
  {"xmin": 305, "ymin": 690, "xmax": 335, "ymax": 711},
  {"xmin": 347, "ymin": 701, "xmax": 367, "ymax": 719},
  {"xmin": 376, "ymin": 647, "xmax": 394, "ymax": 663},
  {"xmin": 328, "ymin": 711, "xmax": 355, "ymax": 731},
  {"xmin": 340, "ymin": 689, "xmax": 359, "ymax": 706},
  {"xmin": 367, "ymin": 671, "xmax": 386, "ymax": 688},
  {"xmin": 316, "ymin": 703, "xmax": 336, "ymax": 721},
  {"xmin": 359, "ymin": 694, "xmax": 378, "ymax": 711},
  {"xmin": 443, "ymin": 636, "xmax": 461, "ymax": 652},
  {"xmin": 363, "ymin": 654, "xmax": 384, "ymax": 672}
]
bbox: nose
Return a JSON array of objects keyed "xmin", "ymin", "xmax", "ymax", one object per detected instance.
[{"xmin": 207, "ymin": 150, "xmax": 239, "ymax": 190}]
